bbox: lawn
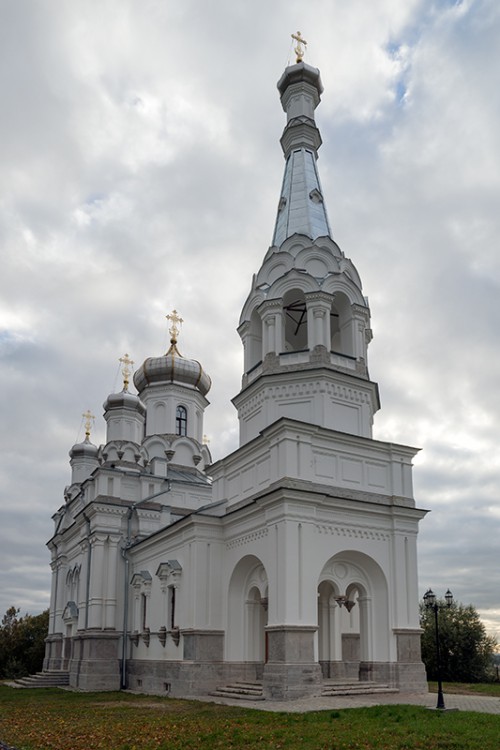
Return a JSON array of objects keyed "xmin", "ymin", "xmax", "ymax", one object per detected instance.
[
  {"xmin": 428, "ymin": 681, "xmax": 500, "ymax": 697},
  {"xmin": 1, "ymin": 685, "xmax": 500, "ymax": 750}
]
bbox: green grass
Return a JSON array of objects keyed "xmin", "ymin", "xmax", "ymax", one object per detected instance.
[
  {"xmin": 428, "ymin": 681, "xmax": 500, "ymax": 697},
  {"xmin": 1, "ymin": 685, "xmax": 500, "ymax": 750}
]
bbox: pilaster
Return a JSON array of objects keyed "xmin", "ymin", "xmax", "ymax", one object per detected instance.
[{"xmin": 263, "ymin": 625, "xmax": 322, "ymax": 700}]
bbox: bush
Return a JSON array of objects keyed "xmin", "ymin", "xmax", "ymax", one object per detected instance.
[{"xmin": 0, "ymin": 606, "xmax": 49, "ymax": 679}]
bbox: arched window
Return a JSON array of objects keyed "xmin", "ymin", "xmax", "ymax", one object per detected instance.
[
  {"xmin": 283, "ymin": 289, "xmax": 308, "ymax": 352},
  {"xmin": 330, "ymin": 293, "xmax": 354, "ymax": 357},
  {"xmin": 175, "ymin": 405, "xmax": 187, "ymax": 436}
]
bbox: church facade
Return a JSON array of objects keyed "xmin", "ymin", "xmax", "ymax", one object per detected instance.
[{"xmin": 44, "ymin": 59, "xmax": 428, "ymax": 700}]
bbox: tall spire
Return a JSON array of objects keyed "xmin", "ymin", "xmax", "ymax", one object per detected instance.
[{"xmin": 272, "ymin": 62, "xmax": 331, "ymax": 247}]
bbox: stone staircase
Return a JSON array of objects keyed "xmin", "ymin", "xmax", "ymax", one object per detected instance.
[
  {"xmin": 6, "ymin": 671, "xmax": 70, "ymax": 689},
  {"xmin": 321, "ymin": 678, "xmax": 398, "ymax": 697},
  {"xmin": 210, "ymin": 678, "xmax": 398, "ymax": 701},
  {"xmin": 210, "ymin": 680, "xmax": 265, "ymax": 701}
]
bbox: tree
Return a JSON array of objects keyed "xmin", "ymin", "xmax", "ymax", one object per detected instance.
[
  {"xmin": 0, "ymin": 606, "xmax": 49, "ymax": 679},
  {"xmin": 420, "ymin": 599, "xmax": 497, "ymax": 683}
]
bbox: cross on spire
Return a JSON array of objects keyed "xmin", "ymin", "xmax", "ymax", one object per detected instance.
[
  {"xmin": 82, "ymin": 410, "xmax": 95, "ymax": 441},
  {"xmin": 119, "ymin": 353, "xmax": 134, "ymax": 391},
  {"xmin": 291, "ymin": 31, "xmax": 307, "ymax": 63},
  {"xmin": 167, "ymin": 309, "xmax": 183, "ymax": 344}
]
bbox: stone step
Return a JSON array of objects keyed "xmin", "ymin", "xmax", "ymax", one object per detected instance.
[
  {"xmin": 210, "ymin": 681, "xmax": 265, "ymax": 701},
  {"xmin": 6, "ymin": 671, "xmax": 69, "ymax": 689},
  {"xmin": 322, "ymin": 681, "xmax": 398, "ymax": 697}
]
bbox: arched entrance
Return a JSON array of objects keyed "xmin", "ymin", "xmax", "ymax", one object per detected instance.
[
  {"xmin": 317, "ymin": 552, "xmax": 388, "ymax": 680},
  {"xmin": 227, "ymin": 555, "xmax": 268, "ymax": 670}
]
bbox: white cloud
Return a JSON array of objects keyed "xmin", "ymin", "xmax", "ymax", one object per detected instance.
[{"xmin": 0, "ymin": 0, "xmax": 499, "ymax": 643}]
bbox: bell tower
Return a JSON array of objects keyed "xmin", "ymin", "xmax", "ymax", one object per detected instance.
[{"xmin": 234, "ymin": 61, "xmax": 379, "ymax": 446}]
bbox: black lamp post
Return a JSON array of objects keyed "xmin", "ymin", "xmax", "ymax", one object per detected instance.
[{"xmin": 423, "ymin": 588, "xmax": 454, "ymax": 710}]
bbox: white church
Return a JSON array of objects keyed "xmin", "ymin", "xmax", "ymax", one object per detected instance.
[{"xmin": 44, "ymin": 51, "xmax": 428, "ymax": 701}]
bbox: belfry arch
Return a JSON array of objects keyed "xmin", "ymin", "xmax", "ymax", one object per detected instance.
[
  {"xmin": 330, "ymin": 292, "xmax": 355, "ymax": 357},
  {"xmin": 283, "ymin": 288, "xmax": 308, "ymax": 352}
]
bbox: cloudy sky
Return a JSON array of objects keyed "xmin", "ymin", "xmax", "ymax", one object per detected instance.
[{"xmin": 1, "ymin": 0, "xmax": 499, "ymax": 639}]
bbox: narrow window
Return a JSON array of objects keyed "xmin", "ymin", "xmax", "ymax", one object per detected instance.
[
  {"xmin": 175, "ymin": 405, "xmax": 187, "ymax": 436},
  {"xmin": 141, "ymin": 593, "xmax": 147, "ymax": 631},
  {"xmin": 168, "ymin": 586, "xmax": 176, "ymax": 629}
]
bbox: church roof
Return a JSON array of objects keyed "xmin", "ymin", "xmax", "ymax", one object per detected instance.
[
  {"xmin": 133, "ymin": 342, "xmax": 211, "ymax": 396},
  {"xmin": 133, "ymin": 311, "xmax": 211, "ymax": 397},
  {"xmin": 271, "ymin": 62, "xmax": 332, "ymax": 247},
  {"xmin": 272, "ymin": 148, "xmax": 331, "ymax": 246}
]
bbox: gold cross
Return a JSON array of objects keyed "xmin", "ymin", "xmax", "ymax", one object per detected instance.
[
  {"xmin": 166, "ymin": 309, "xmax": 183, "ymax": 343},
  {"xmin": 119, "ymin": 353, "xmax": 134, "ymax": 391},
  {"xmin": 82, "ymin": 410, "xmax": 95, "ymax": 440},
  {"xmin": 292, "ymin": 31, "xmax": 307, "ymax": 63}
]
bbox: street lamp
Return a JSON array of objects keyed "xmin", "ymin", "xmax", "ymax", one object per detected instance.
[{"xmin": 423, "ymin": 588, "xmax": 454, "ymax": 710}]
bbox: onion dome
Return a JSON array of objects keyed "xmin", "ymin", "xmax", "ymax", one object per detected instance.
[
  {"xmin": 133, "ymin": 310, "xmax": 211, "ymax": 397},
  {"xmin": 103, "ymin": 352, "xmax": 146, "ymax": 415},
  {"xmin": 70, "ymin": 410, "xmax": 98, "ymax": 460},
  {"xmin": 69, "ymin": 436, "xmax": 98, "ymax": 460},
  {"xmin": 69, "ymin": 410, "xmax": 99, "ymax": 485},
  {"xmin": 103, "ymin": 388, "xmax": 146, "ymax": 416}
]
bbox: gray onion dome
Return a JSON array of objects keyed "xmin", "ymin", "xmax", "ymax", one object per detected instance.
[
  {"xmin": 103, "ymin": 389, "xmax": 146, "ymax": 416},
  {"xmin": 69, "ymin": 438, "xmax": 98, "ymax": 460},
  {"xmin": 133, "ymin": 340, "xmax": 211, "ymax": 397}
]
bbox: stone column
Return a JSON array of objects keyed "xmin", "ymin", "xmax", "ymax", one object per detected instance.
[
  {"xmin": 263, "ymin": 625, "xmax": 322, "ymax": 700},
  {"xmin": 104, "ymin": 535, "xmax": 120, "ymax": 630},
  {"xmin": 351, "ymin": 304, "xmax": 370, "ymax": 360},
  {"xmin": 358, "ymin": 595, "xmax": 372, "ymax": 661},
  {"xmin": 77, "ymin": 540, "xmax": 89, "ymax": 631},
  {"xmin": 48, "ymin": 556, "xmax": 59, "ymax": 635},
  {"xmin": 305, "ymin": 292, "xmax": 332, "ymax": 351},
  {"xmin": 260, "ymin": 300, "xmax": 283, "ymax": 356},
  {"xmin": 263, "ymin": 519, "xmax": 322, "ymax": 699},
  {"xmin": 54, "ymin": 555, "xmax": 68, "ymax": 635},
  {"xmin": 87, "ymin": 534, "xmax": 106, "ymax": 629}
]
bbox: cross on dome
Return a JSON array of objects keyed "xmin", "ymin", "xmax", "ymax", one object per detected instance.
[
  {"xmin": 119, "ymin": 353, "xmax": 134, "ymax": 391},
  {"xmin": 167, "ymin": 309, "xmax": 183, "ymax": 345},
  {"xmin": 82, "ymin": 410, "xmax": 95, "ymax": 441},
  {"xmin": 291, "ymin": 31, "xmax": 307, "ymax": 62}
]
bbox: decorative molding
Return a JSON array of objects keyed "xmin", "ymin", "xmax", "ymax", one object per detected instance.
[
  {"xmin": 237, "ymin": 377, "xmax": 372, "ymax": 417},
  {"xmin": 226, "ymin": 527, "xmax": 269, "ymax": 550},
  {"xmin": 156, "ymin": 560, "xmax": 182, "ymax": 586},
  {"xmin": 316, "ymin": 524, "xmax": 390, "ymax": 542},
  {"xmin": 158, "ymin": 626, "xmax": 167, "ymax": 647}
]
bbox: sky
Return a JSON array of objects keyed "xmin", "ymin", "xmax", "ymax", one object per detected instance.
[{"xmin": 1, "ymin": 0, "xmax": 500, "ymax": 640}]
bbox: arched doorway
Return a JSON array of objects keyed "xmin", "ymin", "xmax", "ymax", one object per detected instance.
[
  {"xmin": 246, "ymin": 586, "xmax": 268, "ymax": 662},
  {"xmin": 317, "ymin": 552, "xmax": 388, "ymax": 680},
  {"xmin": 227, "ymin": 555, "xmax": 269, "ymax": 671}
]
